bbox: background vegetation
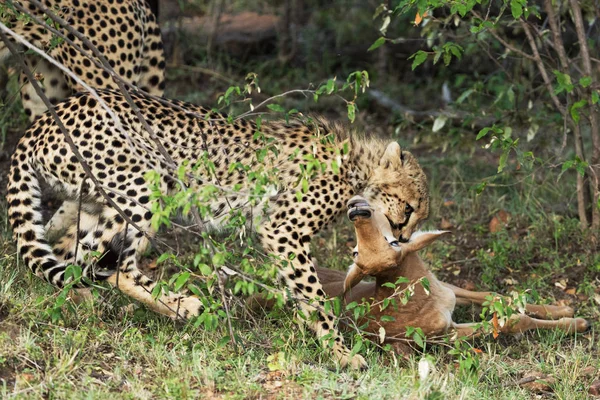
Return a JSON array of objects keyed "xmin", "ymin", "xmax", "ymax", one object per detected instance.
[{"xmin": 0, "ymin": 0, "xmax": 599, "ymax": 398}]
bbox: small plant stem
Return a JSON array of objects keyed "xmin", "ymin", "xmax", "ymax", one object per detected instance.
[
  {"xmin": 521, "ymin": 18, "xmax": 590, "ymax": 228},
  {"xmin": 570, "ymin": 0, "xmax": 600, "ymax": 232}
]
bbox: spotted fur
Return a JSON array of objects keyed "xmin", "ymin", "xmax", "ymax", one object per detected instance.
[
  {"xmin": 6, "ymin": 89, "xmax": 429, "ymax": 368},
  {"xmin": 0, "ymin": 0, "xmax": 165, "ymax": 121}
]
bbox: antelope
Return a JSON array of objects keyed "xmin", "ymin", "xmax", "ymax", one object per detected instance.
[{"xmin": 251, "ymin": 196, "xmax": 590, "ymax": 354}]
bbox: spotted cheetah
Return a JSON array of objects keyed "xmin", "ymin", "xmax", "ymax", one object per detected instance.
[
  {"xmin": 7, "ymin": 89, "xmax": 429, "ymax": 368},
  {"xmin": 0, "ymin": 0, "xmax": 165, "ymax": 121}
]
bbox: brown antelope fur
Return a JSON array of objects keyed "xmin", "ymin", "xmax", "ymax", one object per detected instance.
[
  {"xmin": 0, "ymin": 0, "xmax": 165, "ymax": 122},
  {"xmin": 6, "ymin": 88, "xmax": 430, "ymax": 368},
  {"xmin": 252, "ymin": 196, "xmax": 590, "ymax": 355},
  {"xmin": 341, "ymin": 196, "xmax": 590, "ymax": 353}
]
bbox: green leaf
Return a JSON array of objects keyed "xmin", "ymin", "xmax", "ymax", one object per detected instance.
[
  {"xmin": 476, "ymin": 127, "xmax": 491, "ymax": 140},
  {"xmin": 349, "ymin": 338, "xmax": 363, "ymax": 358},
  {"xmin": 510, "ymin": 0, "xmax": 523, "ymax": 19},
  {"xmin": 212, "ymin": 252, "xmax": 225, "ymax": 267},
  {"xmin": 380, "ymin": 315, "xmax": 395, "ymax": 322},
  {"xmin": 412, "ymin": 331, "xmax": 424, "ymax": 348},
  {"xmin": 347, "ymin": 103, "xmax": 356, "ymax": 123},
  {"xmin": 381, "ymin": 282, "xmax": 396, "ymax": 289},
  {"xmin": 368, "ymin": 37, "xmax": 386, "ymax": 52},
  {"xmin": 553, "ymin": 70, "xmax": 574, "ymax": 94},
  {"xmin": 410, "ymin": 50, "xmax": 428, "ymax": 70},
  {"xmin": 570, "ymin": 99, "xmax": 587, "ymax": 123},
  {"xmin": 456, "ymin": 88, "xmax": 474, "ymax": 104},
  {"xmin": 157, "ymin": 253, "xmax": 171, "ymax": 264},
  {"xmin": 580, "ymin": 76, "xmax": 592, "ymax": 88},
  {"xmin": 592, "ymin": 91, "xmax": 600, "ymax": 105},
  {"xmin": 267, "ymin": 104, "xmax": 285, "ymax": 113},
  {"xmin": 173, "ymin": 271, "xmax": 190, "ymax": 292},
  {"xmin": 498, "ymin": 149, "xmax": 509, "ymax": 173}
]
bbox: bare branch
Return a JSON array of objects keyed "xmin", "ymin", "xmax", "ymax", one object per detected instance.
[
  {"xmin": 471, "ymin": 10, "xmax": 536, "ymax": 61},
  {"xmin": 520, "ymin": 20, "xmax": 566, "ymax": 116},
  {"xmin": 570, "ymin": 0, "xmax": 600, "ymax": 230}
]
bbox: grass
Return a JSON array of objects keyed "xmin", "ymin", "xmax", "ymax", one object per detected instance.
[{"xmin": 1, "ymin": 146, "xmax": 599, "ymax": 399}]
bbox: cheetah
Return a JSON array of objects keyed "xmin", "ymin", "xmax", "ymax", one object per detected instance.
[
  {"xmin": 7, "ymin": 89, "xmax": 429, "ymax": 368},
  {"xmin": 0, "ymin": 0, "xmax": 165, "ymax": 121}
]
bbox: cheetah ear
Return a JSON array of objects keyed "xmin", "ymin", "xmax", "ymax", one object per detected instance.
[
  {"xmin": 379, "ymin": 142, "xmax": 403, "ymax": 169},
  {"xmin": 343, "ymin": 264, "xmax": 366, "ymax": 293}
]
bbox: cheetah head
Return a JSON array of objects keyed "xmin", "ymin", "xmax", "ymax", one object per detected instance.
[{"xmin": 360, "ymin": 142, "xmax": 429, "ymax": 243}]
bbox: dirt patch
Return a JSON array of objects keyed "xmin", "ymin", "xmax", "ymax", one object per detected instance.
[{"xmin": 0, "ymin": 364, "xmax": 16, "ymax": 388}]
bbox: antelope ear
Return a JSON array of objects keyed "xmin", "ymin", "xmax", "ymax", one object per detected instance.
[
  {"xmin": 344, "ymin": 264, "xmax": 366, "ymax": 293},
  {"xmin": 379, "ymin": 142, "xmax": 403, "ymax": 169},
  {"xmin": 403, "ymin": 230, "xmax": 451, "ymax": 254}
]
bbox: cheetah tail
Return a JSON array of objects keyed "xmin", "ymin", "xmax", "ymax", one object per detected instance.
[{"xmin": 7, "ymin": 143, "xmax": 68, "ymax": 287}]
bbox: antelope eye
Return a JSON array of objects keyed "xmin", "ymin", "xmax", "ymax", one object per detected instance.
[
  {"xmin": 405, "ymin": 204, "xmax": 414, "ymax": 214},
  {"xmin": 353, "ymin": 251, "xmax": 358, "ymax": 257}
]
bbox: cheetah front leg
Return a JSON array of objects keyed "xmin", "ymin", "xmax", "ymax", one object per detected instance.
[
  {"xmin": 260, "ymin": 194, "xmax": 367, "ymax": 369},
  {"xmin": 96, "ymin": 206, "xmax": 204, "ymax": 320}
]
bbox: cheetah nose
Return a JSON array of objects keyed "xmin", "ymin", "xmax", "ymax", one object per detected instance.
[
  {"xmin": 347, "ymin": 195, "xmax": 369, "ymax": 209},
  {"xmin": 398, "ymin": 235, "xmax": 410, "ymax": 243}
]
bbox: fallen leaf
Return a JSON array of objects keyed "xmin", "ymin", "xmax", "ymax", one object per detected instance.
[
  {"xmin": 589, "ymin": 380, "xmax": 600, "ymax": 396},
  {"xmin": 565, "ymin": 288, "xmax": 577, "ymax": 295},
  {"xmin": 556, "ymin": 298, "xmax": 574, "ymax": 307},
  {"xmin": 554, "ymin": 279, "xmax": 568, "ymax": 290},
  {"xmin": 18, "ymin": 373, "xmax": 35, "ymax": 383},
  {"xmin": 580, "ymin": 366, "xmax": 597, "ymax": 379},
  {"xmin": 502, "ymin": 277, "xmax": 518, "ymax": 286},
  {"xmin": 460, "ymin": 280, "xmax": 476, "ymax": 291},
  {"xmin": 418, "ymin": 357, "xmax": 432, "ymax": 381},
  {"xmin": 489, "ymin": 210, "xmax": 511, "ymax": 233},
  {"xmin": 497, "ymin": 209, "xmax": 511, "ymax": 223},
  {"xmin": 489, "ymin": 216, "xmax": 501, "ymax": 233},
  {"xmin": 491, "ymin": 312, "xmax": 499, "ymax": 339},
  {"xmin": 440, "ymin": 218, "xmax": 454, "ymax": 230},
  {"xmin": 443, "ymin": 200, "xmax": 455, "ymax": 207},
  {"xmin": 518, "ymin": 372, "xmax": 555, "ymax": 393}
]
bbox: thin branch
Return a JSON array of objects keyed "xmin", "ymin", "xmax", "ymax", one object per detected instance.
[
  {"xmin": 520, "ymin": 20, "xmax": 566, "ymax": 117},
  {"xmin": 471, "ymin": 10, "xmax": 536, "ymax": 61},
  {"xmin": 570, "ymin": 0, "xmax": 600, "ymax": 231},
  {"xmin": 540, "ymin": 0, "xmax": 589, "ymax": 227}
]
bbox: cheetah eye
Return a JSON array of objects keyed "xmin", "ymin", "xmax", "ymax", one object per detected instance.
[{"xmin": 405, "ymin": 204, "xmax": 414, "ymax": 215}]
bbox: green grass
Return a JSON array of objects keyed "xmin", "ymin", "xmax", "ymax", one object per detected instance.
[{"xmin": 1, "ymin": 150, "xmax": 599, "ymax": 399}]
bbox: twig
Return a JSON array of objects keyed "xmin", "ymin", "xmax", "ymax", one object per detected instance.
[
  {"xmin": 570, "ymin": 0, "xmax": 600, "ymax": 230},
  {"xmin": 519, "ymin": 20, "xmax": 566, "ymax": 117},
  {"xmin": 542, "ymin": 0, "xmax": 590, "ymax": 228},
  {"xmin": 471, "ymin": 10, "xmax": 535, "ymax": 61}
]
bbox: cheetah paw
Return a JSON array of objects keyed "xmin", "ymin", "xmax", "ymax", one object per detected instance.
[{"xmin": 338, "ymin": 352, "xmax": 368, "ymax": 370}]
